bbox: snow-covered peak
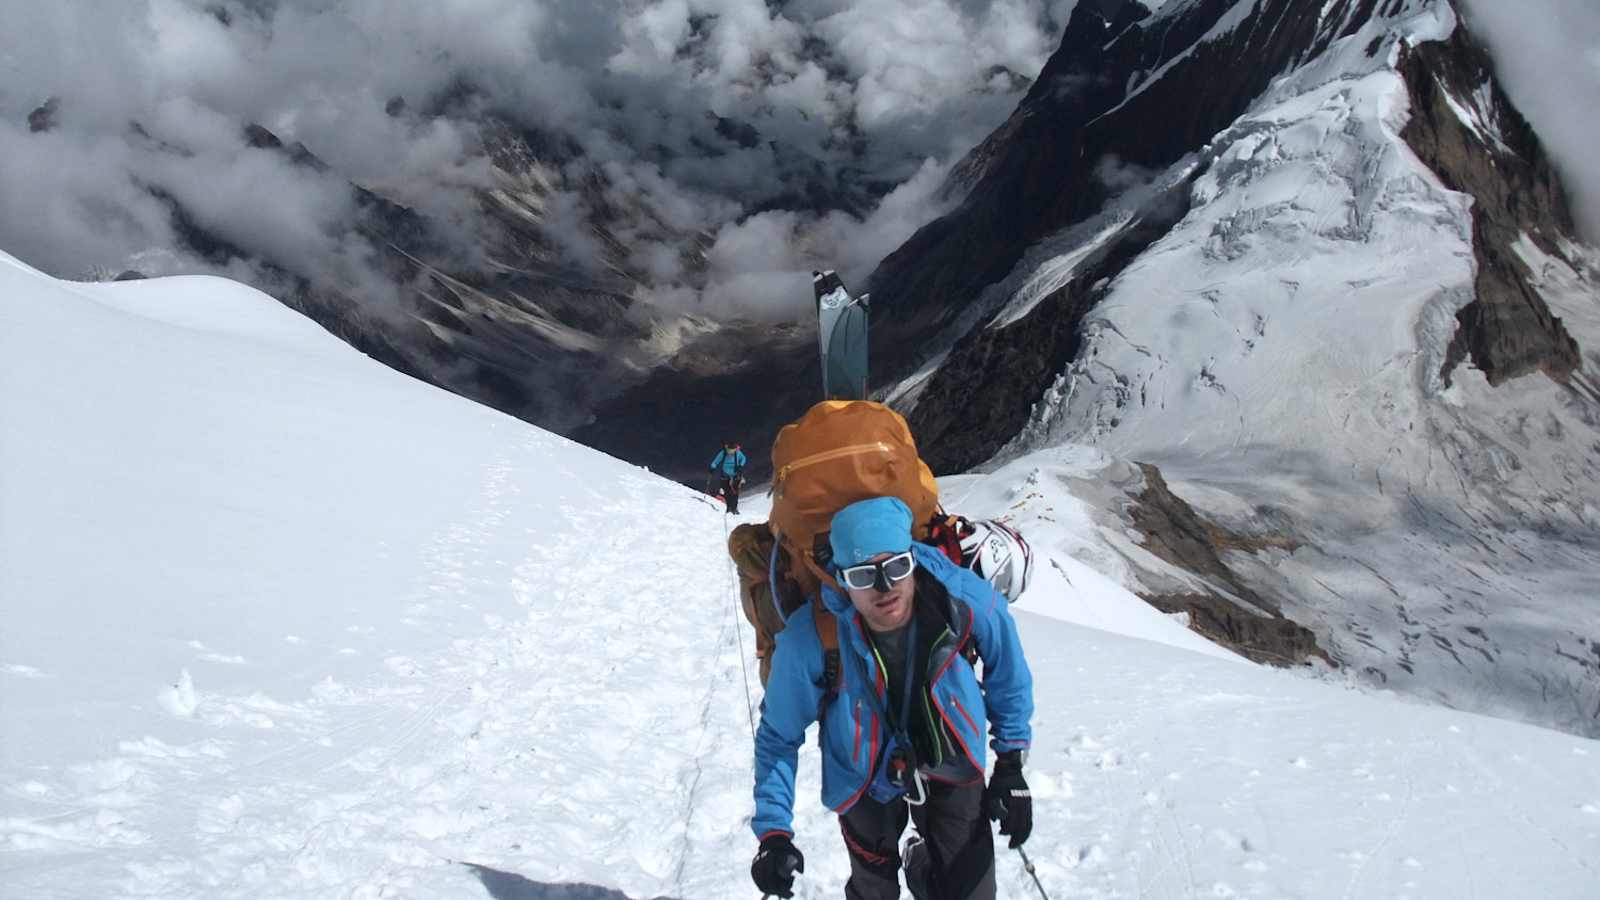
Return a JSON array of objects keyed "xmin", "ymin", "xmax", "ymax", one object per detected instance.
[{"xmin": 966, "ymin": 0, "xmax": 1600, "ymax": 736}]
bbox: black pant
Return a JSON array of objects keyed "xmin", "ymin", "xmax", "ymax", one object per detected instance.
[
  {"xmin": 838, "ymin": 780, "xmax": 995, "ymax": 900},
  {"xmin": 719, "ymin": 475, "xmax": 741, "ymax": 512}
]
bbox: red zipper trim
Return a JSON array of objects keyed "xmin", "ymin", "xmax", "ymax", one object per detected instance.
[
  {"xmin": 834, "ymin": 711, "xmax": 879, "ymax": 812},
  {"xmin": 951, "ymin": 694, "xmax": 980, "ymax": 738},
  {"xmin": 852, "ymin": 702, "xmax": 862, "ymax": 763},
  {"xmin": 840, "ymin": 818, "xmax": 891, "ymax": 866}
]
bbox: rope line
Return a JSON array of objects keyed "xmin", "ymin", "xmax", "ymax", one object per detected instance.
[{"xmin": 723, "ymin": 509, "xmax": 758, "ymax": 742}]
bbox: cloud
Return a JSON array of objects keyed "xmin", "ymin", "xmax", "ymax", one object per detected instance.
[
  {"xmin": 1457, "ymin": 0, "xmax": 1600, "ymax": 241},
  {"xmin": 0, "ymin": 123, "xmax": 179, "ymax": 276},
  {"xmin": 0, "ymin": 0, "xmax": 1077, "ymax": 321},
  {"xmin": 1094, "ymin": 154, "xmax": 1161, "ymax": 194},
  {"xmin": 681, "ymin": 156, "xmax": 956, "ymax": 320},
  {"xmin": 26, "ymin": 0, "xmax": 1596, "ymax": 339}
]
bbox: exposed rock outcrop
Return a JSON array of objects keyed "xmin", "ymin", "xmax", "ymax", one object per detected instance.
[
  {"xmin": 909, "ymin": 190, "xmax": 1193, "ymax": 475},
  {"xmin": 1398, "ymin": 21, "xmax": 1584, "ymax": 385},
  {"xmin": 27, "ymin": 97, "xmax": 59, "ymax": 133},
  {"xmin": 1126, "ymin": 464, "xmax": 1329, "ymax": 667}
]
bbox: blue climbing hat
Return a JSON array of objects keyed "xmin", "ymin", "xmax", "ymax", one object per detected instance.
[{"xmin": 829, "ymin": 497, "xmax": 914, "ymax": 568}]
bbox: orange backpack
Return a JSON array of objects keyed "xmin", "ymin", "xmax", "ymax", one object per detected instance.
[
  {"xmin": 768, "ymin": 401, "xmax": 943, "ymax": 712},
  {"xmin": 770, "ymin": 400, "xmax": 941, "ymax": 573}
]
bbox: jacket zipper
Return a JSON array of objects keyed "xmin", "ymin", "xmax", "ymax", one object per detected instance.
[
  {"xmin": 921, "ymin": 626, "xmax": 953, "ymax": 766},
  {"xmin": 852, "ymin": 701, "xmax": 862, "ymax": 763},
  {"xmin": 926, "ymin": 608, "xmax": 981, "ymax": 771}
]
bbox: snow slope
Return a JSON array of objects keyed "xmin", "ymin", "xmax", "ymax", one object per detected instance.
[
  {"xmin": 993, "ymin": 2, "xmax": 1600, "ymax": 736},
  {"xmin": 2, "ymin": 257, "xmax": 1596, "ymax": 897}
]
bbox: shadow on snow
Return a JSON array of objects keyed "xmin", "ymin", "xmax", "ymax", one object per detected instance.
[{"xmin": 463, "ymin": 863, "xmax": 683, "ymax": 900}]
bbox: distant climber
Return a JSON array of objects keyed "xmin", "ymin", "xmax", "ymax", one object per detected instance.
[
  {"xmin": 750, "ymin": 496, "xmax": 1035, "ymax": 900},
  {"xmin": 709, "ymin": 441, "xmax": 747, "ymax": 514}
]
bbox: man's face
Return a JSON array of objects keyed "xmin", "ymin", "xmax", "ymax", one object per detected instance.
[{"xmin": 844, "ymin": 552, "xmax": 915, "ymax": 632}]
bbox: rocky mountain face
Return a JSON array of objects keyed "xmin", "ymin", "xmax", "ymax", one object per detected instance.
[
  {"xmin": 874, "ymin": 0, "xmax": 1571, "ymax": 473},
  {"xmin": 66, "ymin": 88, "xmax": 913, "ymax": 485},
  {"xmin": 113, "ymin": 109, "xmax": 719, "ymax": 436},
  {"xmin": 1398, "ymin": 27, "xmax": 1584, "ymax": 386},
  {"xmin": 856, "ymin": 0, "xmax": 1597, "ymax": 734}
]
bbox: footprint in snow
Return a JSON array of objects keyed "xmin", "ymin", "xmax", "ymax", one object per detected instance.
[
  {"xmin": 1027, "ymin": 771, "xmax": 1069, "ymax": 799},
  {"xmin": 196, "ymin": 794, "xmax": 246, "ymax": 835},
  {"xmin": 160, "ymin": 670, "xmax": 199, "ymax": 718},
  {"xmin": 1209, "ymin": 829, "xmax": 1254, "ymax": 852}
]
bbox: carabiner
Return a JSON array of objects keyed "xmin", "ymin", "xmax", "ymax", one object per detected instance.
[{"xmin": 903, "ymin": 768, "xmax": 929, "ymax": 806}]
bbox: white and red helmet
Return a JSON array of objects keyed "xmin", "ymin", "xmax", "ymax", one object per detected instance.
[{"xmin": 956, "ymin": 518, "xmax": 1034, "ymax": 603}]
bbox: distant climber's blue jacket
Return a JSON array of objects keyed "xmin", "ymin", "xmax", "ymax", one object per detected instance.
[
  {"xmin": 710, "ymin": 448, "xmax": 747, "ymax": 477},
  {"xmin": 751, "ymin": 543, "xmax": 1033, "ymax": 838}
]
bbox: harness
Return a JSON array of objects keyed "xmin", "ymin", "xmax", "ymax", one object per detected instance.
[{"xmin": 867, "ymin": 616, "xmax": 927, "ymax": 804}]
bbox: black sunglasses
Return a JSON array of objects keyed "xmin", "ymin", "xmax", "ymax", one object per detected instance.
[{"xmin": 837, "ymin": 551, "xmax": 916, "ymax": 591}]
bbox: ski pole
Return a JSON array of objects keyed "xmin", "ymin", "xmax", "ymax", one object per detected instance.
[{"xmin": 1015, "ymin": 846, "xmax": 1051, "ymax": 900}]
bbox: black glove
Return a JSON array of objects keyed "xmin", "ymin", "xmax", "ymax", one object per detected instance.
[
  {"xmin": 751, "ymin": 833, "xmax": 804, "ymax": 897},
  {"xmin": 985, "ymin": 750, "xmax": 1032, "ymax": 848}
]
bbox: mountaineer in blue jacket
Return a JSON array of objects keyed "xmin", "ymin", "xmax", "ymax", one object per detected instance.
[
  {"xmin": 750, "ymin": 496, "xmax": 1034, "ymax": 900},
  {"xmin": 709, "ymin": 441, "xmax": 747, "ymax": 513}
]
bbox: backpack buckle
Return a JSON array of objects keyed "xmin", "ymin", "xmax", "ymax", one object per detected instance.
[{"xmin": 816, "ymin": 648, "xmax": 841, "ymax": 727}]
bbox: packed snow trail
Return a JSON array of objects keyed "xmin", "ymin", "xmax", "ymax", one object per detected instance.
[{"xmin": 2, "ymin": 255, "xmax": 1596, "ymax": 898}]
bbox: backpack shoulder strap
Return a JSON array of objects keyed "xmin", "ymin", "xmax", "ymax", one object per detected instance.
[
  {"xmin": 813, "ymin": 602, "xmax": 842, "ymax": 724},
  {"xmin": 781, "ymin": 541, "xmax": 846, "ymax": 723}
]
